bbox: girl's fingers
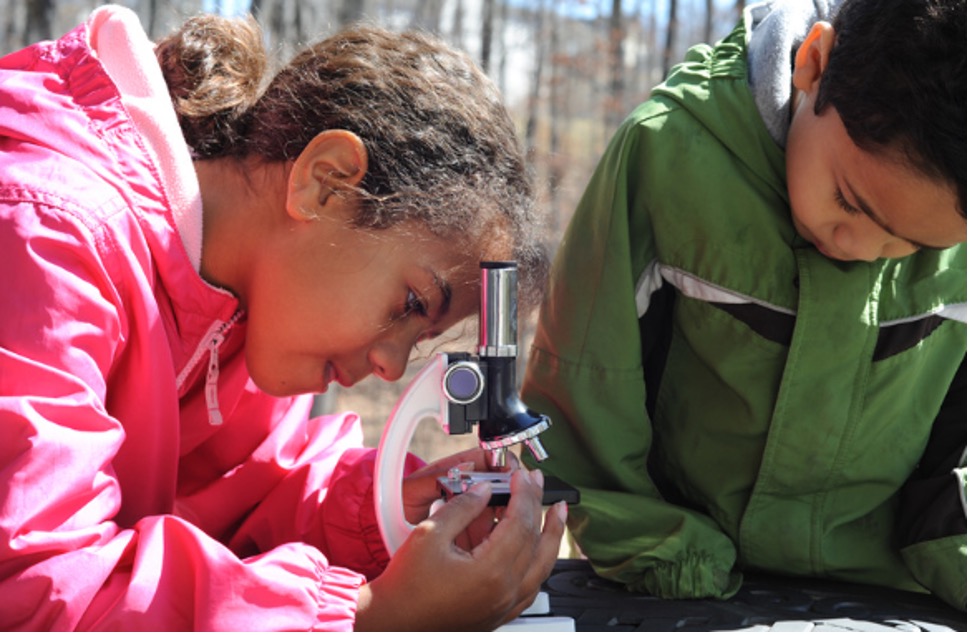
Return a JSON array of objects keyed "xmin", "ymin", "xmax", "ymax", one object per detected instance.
[
  {"xmin": 473, "ymin": 469, "xmax": 545, "ymax": 563},
  {"xmin": 402, "ymin": 448, "xmax": 490, "ymax": 521},
  {"xmin": 420, "ymin": 480, "xmax": 494, "ymax": 544},
  {"xmin": 498, "ymin": 501, "xmax": 567, "ymax": 624}
]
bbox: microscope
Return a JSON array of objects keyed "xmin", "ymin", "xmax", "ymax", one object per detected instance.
[
  {"xmin": 373, "ymin": 261, "xmax": 578, "ymax": 630},
  {"xmin": 374, "ymin": 261, "xmax": 577, "ymax": 551}
]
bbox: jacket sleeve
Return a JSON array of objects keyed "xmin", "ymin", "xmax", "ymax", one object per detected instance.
[
  {"xmin": 521, "ymin": 110, "xmax": 741, "ymax": 600},
  {"xmin": 178, "ymin": 399, "xmax": 425, "ymax": 582},
  {"xmin": 897, "ymin": 357, "xmax": 967, "ymax": 611},
  {"xmin": 0, "ymin": 200, "xmax": 366, "ymax": 630}
]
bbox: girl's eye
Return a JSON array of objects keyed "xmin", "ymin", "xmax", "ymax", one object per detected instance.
[
  {"xmin": 834, "ymin": 188, "xmax": 860, "ymax": 215},
  {"xmin": 404, "ymin": 289, "xmax": 428, "ymax": 318}
]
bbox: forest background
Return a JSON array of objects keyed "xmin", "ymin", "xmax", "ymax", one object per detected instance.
[{"xmin": 1, "ymin": 0, "xmax": 748, "ymax": 460}]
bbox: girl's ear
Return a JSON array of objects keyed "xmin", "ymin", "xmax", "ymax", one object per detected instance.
[
  {"xmin": 793, "ymin": 21, "xmax": 836, "ymax": 94},
  {"xmin": 286, "ymin": 130, "xmax": 368, "ymax": 221}
]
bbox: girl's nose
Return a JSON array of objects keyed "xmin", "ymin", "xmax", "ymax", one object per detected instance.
[{"xmin": 369, "ymin": 339, "xmax": 409, "ymax": 382}]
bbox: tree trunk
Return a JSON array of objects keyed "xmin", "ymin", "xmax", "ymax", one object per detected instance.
[
  {"xmin": 338, "ymin": 0, "xmax": 366, "ymax": 26},
  {"xmin": 497, "ymin": 0, "xmax": 509, "ymax": 95},
  {"xmin": 411, "ymin": 0, "xmax": 445, "ymax": 33},
  {"xmin": 480, "ymin": 0, "xmax": 495, "ymax": 74},
  {"xmin": 25, "ymin": 0, "xmax": 54, "ymax": 44},
  {"xmin": 704, "ymin": 0, "xmax": 714, "ymax": 43},
  {"xmin": 450, "ymin": 0, "xmax": 464, "ymax": 47},
  {"xmin": 547, "ymin": 0, "xmax": 563, "ymax": 237},
  {"xmin": 607, "ymin": 0, "xmax": 625, "ymax": 130},
  {"xmin": 661, "ymin": 0, "xmax": 678, "ymax": 78},
  {"xmin": 523, "ymin": 0, "xmax": 546, "ymax": 164}
]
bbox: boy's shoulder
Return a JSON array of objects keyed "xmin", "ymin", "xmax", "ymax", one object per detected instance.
[{"xmin": 633, "ymin": 26, "xmax": 783, "ymax": 186}]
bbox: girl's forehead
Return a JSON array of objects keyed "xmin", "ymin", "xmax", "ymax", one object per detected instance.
[
  {"xmin": 378, "ymin": 218, "xmax": 518, "ymax": 311},
  {"xmin": 402, "ymin": 219, "xmax": 512, "ymax": 264}
]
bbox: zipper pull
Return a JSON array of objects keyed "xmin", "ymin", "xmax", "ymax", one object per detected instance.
[{"xmin": 205, "ymin": 331, "xmax": 226, "ymax": 426}]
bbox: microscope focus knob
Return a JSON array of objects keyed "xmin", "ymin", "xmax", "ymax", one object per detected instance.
[{"xmin": 442, "ymin": 361, "xmax": 485, "ymax": 404}]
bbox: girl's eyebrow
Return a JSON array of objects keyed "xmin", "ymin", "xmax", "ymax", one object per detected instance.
[
  {"xmin": 429, "ymin": 270, "xmax": 453, "ymax": 320},
  {"xmin": 845, "ymin": 182, "xmax": 936, "ymax": 250}
]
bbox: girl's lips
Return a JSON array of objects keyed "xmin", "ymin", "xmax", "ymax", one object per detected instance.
[
  {"xmin": 336, "ymin": 370, "xmax": 356, "ymax": 388},
  {"xmin": 324, "ymin": 363, "xmax": 357, "ymax": 390}
]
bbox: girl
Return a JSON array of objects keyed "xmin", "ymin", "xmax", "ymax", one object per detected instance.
[{"xmin": 0, "ymin": 5, "xmax": 565, "ymax": 631}]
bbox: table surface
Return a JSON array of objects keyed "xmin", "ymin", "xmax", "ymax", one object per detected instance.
[{"xmin": 536, "ymin": 559, "xmax": 966, "ymax": 632}]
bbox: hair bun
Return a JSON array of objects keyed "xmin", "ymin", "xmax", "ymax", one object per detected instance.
[{"xmin": 155, "ymin": 14, "xmax": 267, "ymax": 157}]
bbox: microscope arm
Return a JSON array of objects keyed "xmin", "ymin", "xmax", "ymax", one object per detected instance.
[{"xmin": 373, "ymin": 353, "xmax": 450, "ymax": 555}]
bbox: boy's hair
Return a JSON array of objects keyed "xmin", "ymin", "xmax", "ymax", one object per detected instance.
[
  {"xmin": 155, "ymin": 17, "xmax": 547, "ymax": 306},
  {"xmin": 816, "ymin": 0, "xmax": 966, "ymax": 217}
]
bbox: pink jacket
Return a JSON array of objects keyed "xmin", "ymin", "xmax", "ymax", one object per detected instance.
[{"xmin": 0, "ymin": 6, "xmax": 410, "ymax": 630}]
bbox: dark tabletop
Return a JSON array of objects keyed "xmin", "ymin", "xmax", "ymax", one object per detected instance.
[{"xmin": 539, "ymin": 559, "xmax": 966, "ymax": 632}]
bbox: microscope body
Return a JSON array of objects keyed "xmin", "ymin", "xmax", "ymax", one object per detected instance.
[
  {"xmin": 374, "ymin": 261, "xmax": 564, "ymax": 554},
  {"xmin": 441, "ymin": 351, "xmax": 549, "ymax": 467},
  {"xmin": 446, "ymin": 262, "xmax": 550, "ymax": 468}
]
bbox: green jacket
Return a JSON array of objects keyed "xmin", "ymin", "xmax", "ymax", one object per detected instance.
[{"xmin": 522, "ymin": 22, "xmax": 967, "ymax": 609}]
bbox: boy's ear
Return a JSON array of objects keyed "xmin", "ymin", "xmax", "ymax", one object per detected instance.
[
  {"xmin": 286, "ymin": 130, "xmax": 368, "ymax": 221},
  {"xmin": 793, "ymin": 21, "xmax": 836, "ymax": 93}
]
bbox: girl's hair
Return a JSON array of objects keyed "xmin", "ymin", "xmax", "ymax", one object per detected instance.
[{"xmin": 155, "ymin": 15, "xmax": 548, "ymax": 307}]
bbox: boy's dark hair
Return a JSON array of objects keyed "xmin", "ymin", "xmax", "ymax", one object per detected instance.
[{"xmin": 816, "ymin": 0, "xmax": 966, "ymax": 217}]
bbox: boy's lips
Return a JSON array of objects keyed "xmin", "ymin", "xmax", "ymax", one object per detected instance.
[
  {"xmin": 813, "ymin": 240, "xmax": 834, "ymax": 258},
  {"xmin": 801, "ymin": 227, "xmax": 839, "ymax": 259},
  {"xmin": 812, "ymin": 239, "xmax": 851, "ymax": 261}
]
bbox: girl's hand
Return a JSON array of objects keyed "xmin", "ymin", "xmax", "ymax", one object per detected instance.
[
  {"xmin": 401, "ymin": 447, "xmax": 494, "ymax": 523},
  {"xmin": 355, "ymin": 467, "xmax": 567, "ymax": 632},
  {"xmin": 402, "ymin": 448, "xmax": 521, "ymax": 548}
]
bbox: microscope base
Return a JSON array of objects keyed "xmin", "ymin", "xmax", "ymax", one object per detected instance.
[{"xmin": 496, "ymin": 592, "xmax": 576, "ymax": 632}]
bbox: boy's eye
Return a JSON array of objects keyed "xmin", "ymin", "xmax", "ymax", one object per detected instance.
[{"xmin": 834, "ymin": 188, "xmax": 860, "ymax": 215}]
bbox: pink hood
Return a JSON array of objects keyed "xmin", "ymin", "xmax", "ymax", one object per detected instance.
[{"xmin": 0, "ymin": 6, "xmax": 400, "ymax": 630}]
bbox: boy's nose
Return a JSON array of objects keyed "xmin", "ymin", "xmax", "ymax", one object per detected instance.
[
  {"xmin": 849, "ymin": 241, "xmax": 883, "ymax": 262},
  {"xmin": 837, "ymin": 224, "xmax": 885, "ymax": 262}
]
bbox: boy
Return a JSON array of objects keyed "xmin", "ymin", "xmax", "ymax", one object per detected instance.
[{"xmin": 522, "ymin": 0, "xmax": 966, "ymax": 610}]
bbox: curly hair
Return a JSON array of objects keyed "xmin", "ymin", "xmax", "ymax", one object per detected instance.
[{"xmin": 154, "ymin": 16, "xmax": 548, "ymax": 307}]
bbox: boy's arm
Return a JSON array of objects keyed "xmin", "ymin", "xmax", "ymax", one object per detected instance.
[
  {"xmin": 897, "ymin": 357, "xmax": 967, "ymax": 611},
  {"xmin": 524, "ymin": 349, "xmax": 742, "ymax": 599},
  {"xmin": 522, "ymin": 113, "xmax": 741, "ymax": 599}
]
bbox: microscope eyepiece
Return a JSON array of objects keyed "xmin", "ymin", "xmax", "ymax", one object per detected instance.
[{"xmin": 479, "ymin": 262, "xmax": 518, "ymax": 358}]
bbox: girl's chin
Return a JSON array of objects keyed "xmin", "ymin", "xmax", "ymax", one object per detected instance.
[{"xmin": 247, "ymin": 370, "xmax": 305, "ymax": 398}]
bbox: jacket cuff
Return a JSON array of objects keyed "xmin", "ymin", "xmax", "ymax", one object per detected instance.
[
  {"xmin": 900, "ymin": 534, "xmax": 967, "ymax": 611},
  {"xmin": 630, "ymin": 551, "xmax": 742, "ymax": 600},
  {"xmin": 320, "ymin": 447, "xmax": 425, "ymax": 580},
  {"xmin": 312, "ymin": 559, "xmax": 367, "ymax": 631}
]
